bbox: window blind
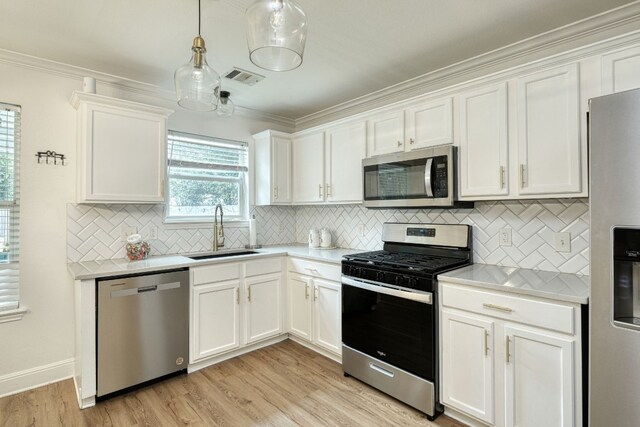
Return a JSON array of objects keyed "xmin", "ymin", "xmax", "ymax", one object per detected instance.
[
  {"xmin": 168, "ymin": 132, "xmax": 248, "ymax": 175},
  {"xmin": 0, "ymin": 103, "xmax": 20, "ymax": 311}
]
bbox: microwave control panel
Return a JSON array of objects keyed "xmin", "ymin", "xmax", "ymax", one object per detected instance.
[{"xmin": 432, "ymin": 156, "xmax": 449, "ymax": 198}]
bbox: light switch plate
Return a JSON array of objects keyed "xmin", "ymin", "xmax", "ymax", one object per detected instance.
[
  {"xmin": 357, "ymin": 223, "xmax": 365, "ymax": 237},
  {"xmin": 499, "ymin": 228, "xmax": 512, "ymax": 246},
  {"xmin": 554, "ymin": 232, "xmax": 571, "ymax": 252},
  {"xmin": 148, "ymin": 226, "xmax": 158, "ymax": 240}
]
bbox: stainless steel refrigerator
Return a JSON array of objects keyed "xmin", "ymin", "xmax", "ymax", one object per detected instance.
[{"xmin": 590, "ymin": 88, "xmax": 640, "ymax": 426}]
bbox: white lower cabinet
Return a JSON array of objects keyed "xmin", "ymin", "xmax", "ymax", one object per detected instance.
[
  {"xmin": 287, "ymin": 258, "xmax": 342, "ymax": 358},
  {"xmin": 440, "ymin": 282, "xmax": 582, "ymax": 427},
  {"xmin": 190, "ymin": 259, "xmax": 284, "ymax": 364}
]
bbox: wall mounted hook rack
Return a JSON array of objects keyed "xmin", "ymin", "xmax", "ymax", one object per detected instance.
[{"xmin": 36, "ymin": 150, "xmax": 66, "ymax": 165}]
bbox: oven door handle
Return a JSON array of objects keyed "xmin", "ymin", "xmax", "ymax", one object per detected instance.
[{"xmin": 342, "ymin": 277, "xmax": 432, "ymax": 304}]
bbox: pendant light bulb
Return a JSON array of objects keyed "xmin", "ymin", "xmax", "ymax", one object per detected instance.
[
  {"xmin": 175, "ymin": 1, "xmax": 221, "ymax": 111},
  {"xmin": 217, "ymin": 91, "xmax": 235, "ymax": 117},
  {"xmin": 245, "ymin": 0, "xmax": 307, "ymax": 72}
]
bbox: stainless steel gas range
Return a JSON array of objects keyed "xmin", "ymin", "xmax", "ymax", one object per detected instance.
[{"xmin": 341, "ymin": 222, "xmax": 472, "ymax": 420}]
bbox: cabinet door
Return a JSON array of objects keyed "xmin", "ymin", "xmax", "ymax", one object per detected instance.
[
  {"xmin": 458, "ymin": 83, "xmax": 509, "ymax": 199},
  {"xmin": 504, "ymin": 325, "xmax": 575, "ymax": 427},
  {"xmin": 288, "ymin": 273, "xmax": 313, "ymax": 341},
  {"xmin": 84, "ymin": 104, "xmax": 166, "ymax": 203},
  {"xmin": 602, "ymin": 45, "xmax": 640, "ymax": 95},
  {"xmin": 516, "ymin": 64, "xmax": 581, "ymax": 195},
  {"xmin": 191, "ymin": 280, "xmax": 240, "ymax": 362},
  {"xmin": 366, "ymin": 110, "xmax": 405, "ymax": 157},
  {"xmin": 313, "ymin": 279, "xmax": 341, "ymax": 355},
  {"xmin": 441, "ymin": 310, "xmax": 495, "ymax": 425},
  {"xmin": 273, "ymin": 136, "xmax": 292, "ymax": 204},
  {"xmin": 245, "ymin": 273, "xmax": 283, "ymax": 344},
  {"xmin": 405, "ymin": 97, "xmax": 453, "ymax": 150},
  {"xmin": 292, "ymin": 132, "xmax": 325, "ymax": 203},
  {"xmin": 325, "ymin": 121, "xmax": 366, "ymax": 203}
]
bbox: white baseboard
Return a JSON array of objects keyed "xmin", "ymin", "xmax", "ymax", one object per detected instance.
[
  {"xmin": 287, "ymin": 335, "xmax": 342, "ymax": 363},
  {"xmin": 0, "ymin": 358, "xmax": 75, "ymax": 399}
]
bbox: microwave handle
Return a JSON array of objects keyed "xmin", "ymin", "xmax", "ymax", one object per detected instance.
[{"xmin": 424, "ymin": 158, "xmax": 434, "ymax": 197}]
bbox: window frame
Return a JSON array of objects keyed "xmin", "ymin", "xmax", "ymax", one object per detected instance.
[{"xmin": 164, "ymin": 130, "xmax": 249, "ymax": 225}]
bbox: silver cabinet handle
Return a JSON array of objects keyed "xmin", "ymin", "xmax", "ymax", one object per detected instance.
[
  {"xmin": 483, "ymin": 303, "xmax": 513, "ymax": 313},
  {"xmin": 424, "ymin": 158, "xmax": 434, "ymax": 197},
  {"xmin": 397, "ymin": 140, "xmax": 402, "ymax": 147},
  {"xmin": 305, "ymin": 283, "xmax": 309, "ymax": 300},
  {"xmin": 247, "ymin": 285, "xmax": 252, "ymax": 302},
  {"xmin": 318, "ymin": 184, "xmax": 323, "ymax": 198},
  {"xmin": 326, "ymin": 184, "xmax": 331, "ymax": 197},
  {"xmin": 506, "ymin": 336, "xmax": 512, "ymax": 364},
  {"xmin": 314, "ymin": 286, "xmax": 318, "ymax": 301},
  {"xmin": 236, "ymin": 288, "xmax": 239, "ymax": 305},
  {"xmin": 499, "ymin": 166, "xmax": 505, "ymax": 189},
  {"xmin": 304, "ymin": 267, "xmax": 319, "ymax": 274},
  {"xmin": 273, "ymin": 186, "xmax": 278, "ymax": 199},
  {"xmin": 484, "ymin": 330, "xmax": 490, "ymax": 356},
  {"xmin": 519, "ymin": 164, "xmax": 526, "ymax": 188}
]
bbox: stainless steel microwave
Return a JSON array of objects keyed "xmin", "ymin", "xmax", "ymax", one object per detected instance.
[{"xmin": 363, "ymin": 146, "xmax": 472, "ymax": 209}]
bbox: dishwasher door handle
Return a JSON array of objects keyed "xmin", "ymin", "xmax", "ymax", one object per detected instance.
[{"xmin": 111, "ymin": 281, "xmax": 181, "ymax": 298}]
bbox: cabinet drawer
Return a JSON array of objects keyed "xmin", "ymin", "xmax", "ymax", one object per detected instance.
[
  {"xmin": 245, "ymin": 257, "xmax": 282, "ymax": 277},
  {"xmin": 441, "ymin": 283, "xmax": 575, "ymax": 335},
  {"xmin": 288, "ymin": 258, "xmax": 341, "ymax": 282},
  {"xmin": 192, "ymin": 263, "xmax": 241, "ymax": 285}
]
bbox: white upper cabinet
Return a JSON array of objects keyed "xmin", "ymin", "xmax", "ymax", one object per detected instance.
[
  {"xmin": 292, "ymin": 122, "xmax": 365, "ymax": 204},
  {"xmin": 71, "ymin": 91, "xmax": 172, "ymax": 204},
  {"xmin": 366, "ymin": 97, "xmax": 453, "ymax": 157},
  {"xmin": 405, "ymin": 97, "xmax": 453, "ymax": 150},
  {"xmin": 602, "ymin": 45, "xmax": 640, "ymax": 95},
  {"xmin": 324, "ymin": 121, "xmax": 366, "ymax": 203},
  {"xmin": 253, "ymin": 130, "xmax": 292, "ymax": 205},
  {"xmin": 516, "ymin": 64, "xmax": 582, "ymax": 196},
  {"xmin": 458, "ymin": 83, "xmax": 509, "ymax": 199},
  {"xmin": 366, "ymin": 110, "xmax": 405, "ymax": 157},
  {"xmin": 292, "ymin": 131, "xmax": 325, "ymax": 203}
]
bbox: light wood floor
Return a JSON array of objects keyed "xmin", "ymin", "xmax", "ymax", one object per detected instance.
[{"xmin": 0, "ymin": 340, "xmax": 466, "ymax": 427}]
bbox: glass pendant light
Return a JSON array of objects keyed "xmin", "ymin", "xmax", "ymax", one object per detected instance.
[
  {"xmin": 245, "ymin": 0, "xmax": 308, "ymax": 72},
  {"xmin": 175, "ymin": 0, "xmax": 221, "ymax": 111},
  {"xmin": 217, "ymin": 91, "xmax": 235, "ymax": 117}
]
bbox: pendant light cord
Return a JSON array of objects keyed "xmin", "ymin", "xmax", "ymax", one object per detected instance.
[{"xmin": 198, "ymin": 0, "xmax": 201, "ymax": 36}]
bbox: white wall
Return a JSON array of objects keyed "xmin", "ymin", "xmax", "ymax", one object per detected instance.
[{"xmin": 0, "ymin": 60, "xmax": 287, "ymax": 392}]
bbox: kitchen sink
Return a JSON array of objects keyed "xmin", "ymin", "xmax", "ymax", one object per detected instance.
[{"xmin": 188, "ymin": 251, "xmax": 257, "ymax": 260}]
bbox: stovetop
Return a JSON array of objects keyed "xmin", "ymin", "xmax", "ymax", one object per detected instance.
[{"xmin": 343, "ymin": 250, "xmax": 463, "ymax": 273}]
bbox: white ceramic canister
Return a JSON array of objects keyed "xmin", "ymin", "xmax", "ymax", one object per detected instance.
[
  {"xmin": 309, "ymin": 228, "xmax": 321, "ymax": 248},
  {"xmin": 320, "ymin": 228, "xmax": 332, "ymax": 248}
]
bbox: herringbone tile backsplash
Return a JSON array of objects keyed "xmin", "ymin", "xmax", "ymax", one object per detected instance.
[{"xmin": 67, "ymin": 199, "xmax": 589, "ymax": 275}]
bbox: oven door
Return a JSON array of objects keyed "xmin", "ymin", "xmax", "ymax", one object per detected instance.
[{"xmin": 341, "ymin": 276, "xmax": 435, "ymax": 381}]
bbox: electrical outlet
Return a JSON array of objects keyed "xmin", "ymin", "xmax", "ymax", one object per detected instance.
[
  {"xmin": 120, "ymin": 225, "xmax": 137, "ymax": 242},
  {"xmin": 499, "ymin": 228, "xmax": 512, "ymax": 246},
  {"xmin": 554, "ymin": 232, "xmax": 571, "ymax": 253},
  {"xmin": 357, "ymin": 223, "xmax": 365, "ymax": 237},
  {"xmin": 278, "ymin": 221, "xmax": 285, "ymax": 233},
  {"xmin": 148, "ymin": 226, "xmax": 158, "ymax": 240}
]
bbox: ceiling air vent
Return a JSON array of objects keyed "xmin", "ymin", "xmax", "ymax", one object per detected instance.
[{"xmin": 222, "ymin": 67, "xmax": 265, "ymax": 86}]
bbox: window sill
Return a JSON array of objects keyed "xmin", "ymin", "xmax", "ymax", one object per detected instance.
[
  {"xmin": 164, "ymin": 219, "xmax": 250, "ymax": 229},
  {"xmin": 0, "ymin": 307, "xmax": 27, "ymax": 324}
]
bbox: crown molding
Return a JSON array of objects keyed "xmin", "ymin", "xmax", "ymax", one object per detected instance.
[
  {"xmin": 0, "ymin": 48, "xmax": 295, "ymax": 129},
  {"xmin": 295, "ymin": 1, "xmax": 640, "ymax": 131}
]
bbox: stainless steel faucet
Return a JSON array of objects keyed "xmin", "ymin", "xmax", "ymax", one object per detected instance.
[{"xmin": 213, "ymin": 204, "xmax": 225, "ymax": 251}]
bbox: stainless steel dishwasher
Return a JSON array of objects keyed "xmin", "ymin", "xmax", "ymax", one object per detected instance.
[{"xmin": 97, "ymin": 268, "xmax": 189, "ymax": 397}]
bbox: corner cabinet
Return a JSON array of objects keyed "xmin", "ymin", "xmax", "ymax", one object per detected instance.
[
  {"xmin": 70, "ymin": 91, "xmax": 172, "ymax": 204},
  {"xmin": 253, "ymin": 130, "xmax": 292, "ymax": 205},
  {"xmin": 439, "ymin": 281, "xmax": 583, "ymax": 427}
]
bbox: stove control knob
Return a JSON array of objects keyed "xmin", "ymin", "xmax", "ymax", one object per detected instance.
[
  {"xmin": 376, "ymin": 271, "xmax": 385, "ymax": 282},
  {"xmin": 408, "ymin": 277, "xmax": 418, "ymax": 288}
]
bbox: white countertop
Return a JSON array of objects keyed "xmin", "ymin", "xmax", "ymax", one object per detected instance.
[
  {"xmin": 68, "ymin": 244, "xmax": 365, "ymax": 280},
  {"xmin": 439, "ymin": 264, "xmax": 589, "ymax": 304}
]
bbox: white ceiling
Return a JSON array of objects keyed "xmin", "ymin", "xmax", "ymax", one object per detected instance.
[{"xmin": 0, "ymin": 0, "xmax": 636, "ymax": 119}]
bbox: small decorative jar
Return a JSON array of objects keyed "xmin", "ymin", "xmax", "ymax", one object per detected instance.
[{"xmin": 126, "ymin": 234, "xmax": 150, "ymax": 261}]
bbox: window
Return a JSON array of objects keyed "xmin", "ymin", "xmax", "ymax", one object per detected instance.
[
  {"xmin": 166, "ymin": 131, "xmax": 248, "ymax": 222},
  {"xmin": 0, "ymin": 103, "xmax": 20, "ymax": 312}
]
